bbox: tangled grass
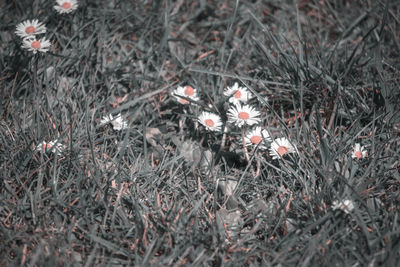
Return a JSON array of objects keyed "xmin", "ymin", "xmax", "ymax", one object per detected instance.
[{"xmin": 1, "ymin": 0, "xmax": 399, "ymax": 266}]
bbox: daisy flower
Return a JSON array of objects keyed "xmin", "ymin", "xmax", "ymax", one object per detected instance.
[
  {"xmin": 244, "ymin": 127, "xmax": 271, "ymax": 150},
  {"xmin": 101, "ymin": 113, "xmax": 128, "ymax": 131},
  {"xmin": 332, "ymin": 199, "xmax": 355, "ymax": 214},
  {"xmin": 224, "ymin": 82, "xmax": 252, "ymax": 105},
  {"xmin": 351, "ymin": 143, "xmax": 367, "ymax": 159},
  {"xmin": 36, "ymin": 140, "xmax": 65, "ymax": 156},
  {"xmin": 269, "ymin": 137, "xmax": 296, "ymax": 159},
  {"xmin": 15, "ymin": 19, "xmax": 47, "ymax": 39},
  {"xmin": 54, "ymin": 0, "xmax": 79, "ymax": 14},
  {"xmin": 198, "ymin": 111, "xmax": 222, "ymax": 132},
  {"xmin": 227, "ymin": 104, "xmax": 261, "ymax": 127},
  {"xmin": 172, "ymin": 85, "xmax": 200, "ymax": 105},
  {"xmin": 21, "ymin": 37, "xmax": 51, "ymax": 54}
]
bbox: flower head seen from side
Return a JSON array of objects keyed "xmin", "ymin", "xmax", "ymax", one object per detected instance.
[
  {"xmin": 15, "ymin": 19, "xmax": 47, "ymax": 39},
  {"xmin": 332, "ymin": 199, "xmax": 355, "ymax": 214},
  {"xmin": 172, "ymin": 85, "xmax": 200, "ymax": 105},
  {"xmin": 269, "ymin": 137, "xmax": 296, "ymax": 159},
  {"xmin": 227, "ymin": 104, "xmax": 261, "ymax": 127},
  {"xmin": 54, "ymin": 0, "xmax": 79, "ymax": 14},
  {"xmin": 224, "ymin": 82, "xmax": 252, "ymax": 105},
  {"xmin": 21, "ymin": 37, "xmax": 51, "ymax": 54},
  {"xmin": 198, "ymin": 111, "xmax": 222, "ymax": 132},
  {"xmin": 101, "ymin": 114, "xmax": 128, "ymax": 131},
  {"xmin": 244, "ymin": 127, "xmax": 271, "ymax": 150},
  {"xmin": 36, "ymin": 140, "xmax": 65, "ymax": 156},
  {"xmin": 351, "ymin": 143, "xmax": 367, "ymax": 159}
]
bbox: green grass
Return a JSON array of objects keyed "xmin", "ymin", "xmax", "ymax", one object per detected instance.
[{"xmin": 1, "ymin": 0, "xmax": 399, "ymax": 266}]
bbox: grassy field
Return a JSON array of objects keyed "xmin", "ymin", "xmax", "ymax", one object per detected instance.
[{"xmin": 1, "ymin": 0, "xmax": 399, "ymax": 266}]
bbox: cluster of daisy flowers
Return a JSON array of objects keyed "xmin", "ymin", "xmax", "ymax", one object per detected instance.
[
  {"xmin": 171, "ymin": 82, "xmax": 369, "ymax": 161},
  {"xmin": 15, "ymin": 1, "xmax": 78, "ymax": 54},
  {"xmin": 172, "ymin": 82, "xmax": 297, "ymax": 160},
  {"xmin": 15, "ymin": 19, "xmax": 51, "ymax": 54}
]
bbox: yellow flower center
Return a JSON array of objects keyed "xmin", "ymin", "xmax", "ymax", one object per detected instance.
[
  {"xmin": 277, "ymin": 146, "xmax": 289, "ymax": 155},
  {"xmin": 205, "ymin": 119, "xmax": 214, "ymax": 127},
  {"xmin": 184, "ymin": 86, "xmax": 194, "ymax": 96},
  {"xmin": 238, "ymin": 111, "xmax": 249, "ymax": 120},
  {"xmin": 233, "ymin": 90, "xmax": 242, "ymax": 98},
  {"xmin": 250, "ymin": 135, "xmax": 262, "ymax": 144},
  {"xmin": 354, "ymin": 151, "xmax": 363, "ymax": 159},
  {"xmin": 25, "ymin": 26, "xmax": 35, "ymax": 34},
  {"xmin": 62, "ymin": 2, "xmax": 72, "ymax": 9},
  {"xmin": 31, "ymin": 41, "xmax": 41, "ymax": 49}
]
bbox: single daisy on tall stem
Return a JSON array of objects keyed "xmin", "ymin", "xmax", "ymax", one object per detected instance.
[
  {"xmin": 22, "ymin": 38, "xmax": 51, "ymax": 92},
  {"xmin": 15, "ymin": 19, "xmax": 47, "ymax": 39},
  {"xmin": 227, "ymin": 104, "xmax": 261, "ymax": 176}
]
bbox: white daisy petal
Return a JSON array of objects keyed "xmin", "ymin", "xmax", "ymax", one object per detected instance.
[
  {"xmin": 332, "ymin": 199, "xmax": 355, "ymax": 214},
  {"xmin": 269, "ymin": 137, "xmax": 296, "ymax": 159},
  {"xmin": 100, "ymin": 114, "xmax": 114, "ymax": 125},
  {"xmin": 198, "ymin": 111, "xmax": 222, "ymax": 132},
  {"xmin": 111, "ymin": 114, "xmax": 128, "ymax": 131},
  {"xmin": 21, "ymin": 37, "xmax": 51, "ymax": 54},
  {"xmin": 227, "ymin": 104, "xmax": 261, "ymax": 127},
  {"xmin": 224, "ymin": 82, "xmax": 252, "ymax": 105},
  {"xmin": 244, "ymin": 127, "xmax": 271, "ymax": 150},
  {"xmin": 15, "ymin": 19, "xmax": 47, "ymax": 39},
  {"xmin": 172, "ymin": 85, "xmax": 200, "ymax": 105},
  {"xmin": 351, "ymin": 143, "xmax": 367, "ymax": 159},
  {"xmin": 54, "ymin": 0, "xmax": 79, "ymax": 14}
]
